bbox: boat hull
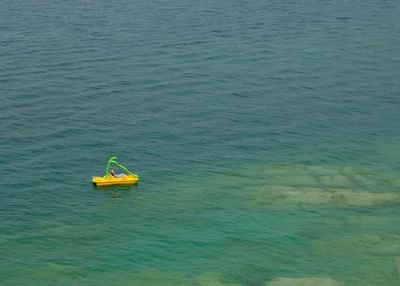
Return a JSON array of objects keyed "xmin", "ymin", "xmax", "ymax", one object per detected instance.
[{"xmin": 92, "ymin": 175, "xmax": 139, "ymax": 186}]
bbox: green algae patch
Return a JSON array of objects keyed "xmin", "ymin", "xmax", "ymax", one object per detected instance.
[
  {"xmin": 265, "ymin": 277, "xmax": 341, "ymax": 286},
  {"xmin": 193, "ymin": 272, "xmax": 240, "ymax": 286}
]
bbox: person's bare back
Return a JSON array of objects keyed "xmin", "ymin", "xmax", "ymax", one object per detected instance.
[{"xmin": 110, "ymin": 167, "xmax": 126, "ymax": 178}]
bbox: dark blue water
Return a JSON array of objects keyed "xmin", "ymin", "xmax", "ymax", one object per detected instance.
[{"xmin": 1, "ymin": 1, "xmax": 400, "ymax": 285}]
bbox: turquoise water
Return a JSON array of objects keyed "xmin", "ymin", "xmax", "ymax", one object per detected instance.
[{"xmin": 1, "ymin": 0, "xmax": 400, "ymax": 285}]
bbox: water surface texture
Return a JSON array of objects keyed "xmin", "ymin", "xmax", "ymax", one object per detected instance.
[{"xmin": 1, "ymin": 0, "xmax": 400, "ymax": 285}]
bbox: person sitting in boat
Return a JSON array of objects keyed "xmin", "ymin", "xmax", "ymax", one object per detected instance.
[{"xmin": 110, "ymin": 167, "xmax": 126, "ymax": 178}]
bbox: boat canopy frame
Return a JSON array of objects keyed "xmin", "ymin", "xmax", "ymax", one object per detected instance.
[{"xmin": 104, "ymin": 156, "xmax": 138, "ymax": 178}]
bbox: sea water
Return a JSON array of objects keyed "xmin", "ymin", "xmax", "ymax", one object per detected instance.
[{"xmin": 1, "ymin": 0, "xmax": 400, "ymax": 285}]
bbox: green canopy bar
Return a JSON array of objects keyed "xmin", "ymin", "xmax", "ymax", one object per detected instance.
[{"xmin": 104, "ymin": 156, "xmax": 138, "ymax": 179}]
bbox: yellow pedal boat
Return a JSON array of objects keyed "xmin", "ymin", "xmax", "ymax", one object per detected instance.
[
  {"xmin": 92, "ymin": 174, "xmax": 139, "ymax": 186},
  {"xmin": 92, "ymin": 156, "xmax": 139, "ymax": 187}
]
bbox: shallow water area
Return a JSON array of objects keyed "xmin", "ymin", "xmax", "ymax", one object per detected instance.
[{"xmin": 1, "ymin": 0, "xmax": 400, "ymax": 285}]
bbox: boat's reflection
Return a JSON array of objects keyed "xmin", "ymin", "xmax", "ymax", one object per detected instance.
[{"xmin": 92, "ymin": 183, "xmax": 139, "ymax": 197}]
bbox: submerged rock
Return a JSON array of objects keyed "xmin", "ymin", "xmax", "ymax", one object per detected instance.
[
  {"xmin": 265, "ymin": 277, "xmax": 341, "ymax": 286},
  {"xmin": 340, "ymin": 166, "xmax": 376, "ymax": 189},
  {"xmin": 305, "ymin": 165, "xmax": 341, "ymax": 177},
  {"xmin": 280, "ymin": 175, "xmax": 321, "ymax": 188},
  {"xmin": 238, "ymin": 163, "xmax": 392, "ymax": 191},
  {"xmin": 251, "ymin": 185, "xmax": 400, "ymax": 207},
  {"xmin": 111, "ymin": 270, "xmax": 238, "ymax": 286},
  {"xmin": 173, "ymin": 163, "xmax": 400, "ymax": 208},
  {"xmin": 255, "ymin": 165, "xmax": 353, "ymax": 189},
  {"xmin": 391, "ymin": 178, "xmax": 400, "ymax": 188},
  {"xmin": 193, "ymin": 272, "xmax": 239, "ymax": 286},
  {"xmin": 313, "ymin": 235, "xmax": 400, "ymax": 259},
  {"xmin": 125, "ymin": 269, "xmax": 189, "ymax": 286},
  {"xmin": 317, "ymin": 175, "xmax": 352, "ymax": 188},
  {"xmin": 368, "ymin": 242, "xmax": 400, "ymax": 256}
]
